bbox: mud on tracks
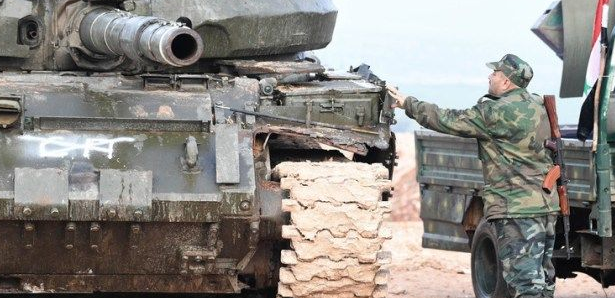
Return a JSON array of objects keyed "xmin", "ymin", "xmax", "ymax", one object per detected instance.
[{"xmin": 273, "ymin": 161, "xmax": 392, "ymax": 298}]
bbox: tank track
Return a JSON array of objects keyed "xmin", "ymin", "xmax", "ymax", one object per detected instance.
[{"xmin": 273, "ymin": 162, "xmax": 392, "ymax": 298}]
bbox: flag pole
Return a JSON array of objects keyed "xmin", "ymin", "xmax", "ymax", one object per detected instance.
[
  {"xmin": 591, "ymin": 0, "xmax": 609, "ymax": 152},
  {"xmin": 594, "ymin": 0, "xmax": 612, "ymax": 237},
  {"xmin": 592, "ymin": 42, "xmax": 607, "ymax": 152}
]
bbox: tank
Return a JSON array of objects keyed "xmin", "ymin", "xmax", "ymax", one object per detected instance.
[{"xmin": 0, "ymin": 1, "xmax": 395, "ymax": 297}]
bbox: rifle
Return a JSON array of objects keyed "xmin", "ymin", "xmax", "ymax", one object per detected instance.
[{"xmin": 542, "ymin": 95, "xmax": 571, "ymax": 259}]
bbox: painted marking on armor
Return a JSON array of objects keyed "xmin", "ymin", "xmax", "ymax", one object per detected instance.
[{"xmin": 20, "ymin": 136, "xmax": 135, "ymax": 158}]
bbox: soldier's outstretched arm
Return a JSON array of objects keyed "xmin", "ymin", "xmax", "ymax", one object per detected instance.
[{"xmin": 387, "ymin": 85, "xmax": 491, "ymax": 140}]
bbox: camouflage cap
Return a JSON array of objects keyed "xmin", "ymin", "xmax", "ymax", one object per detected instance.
[{"xmin": 486, "ymin": 54, "xmax": 533, "ymax": 88}]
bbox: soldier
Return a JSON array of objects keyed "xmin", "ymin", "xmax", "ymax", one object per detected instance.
[{"xmin": 388, "ymin": 54, "xmax": 560, "ymax": 298}]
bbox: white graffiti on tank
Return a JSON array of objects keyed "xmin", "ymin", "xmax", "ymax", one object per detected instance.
[{"xmin": 20, "ymin": 136, "xmax": 135, "ymax": 158}]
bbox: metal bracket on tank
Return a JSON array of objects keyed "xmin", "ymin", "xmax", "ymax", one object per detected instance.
[
  {"xmin": 129, "ymin": 223, "xmax": 142, "ymax": 250},
  {"xmin": 181, "ymin": 136, "xmax": 201, "ymax": 173},
  {"xmin": 179, "ymin": 246, "xmax": 218, "ymax": 275},
  {"xmin": 236, "ymin": 221, "xmax": 260, "ymax": 271},
  {"xmin": 64, "ymin": 222, "xmax": 76, "ymax": 250},
  {"xmin": 214, "ymin": 124, "xmax": 240, "ymax": 184},
  {"xmin": 206, "ymin": 223, "xmax": 220, "ymax": 251},
  {"xmin": 0, "ymin": 94, "xmax": 24, "ymax": 130},
  {"xmin": 99, "ymin": 169, "xmax": 153, "ymax": 221},
  {"xmin": 178, "ymin": 223, "xmax": 224, "ymax": 275},
  {"xmin": 319, "ymin": 99, "xmax": 344, "ymax": 113},
  {"xmin": 14, "ymin": 168, "xmax": 69, "ymax": 221},
  {"xmin": 23, "ymin": 222, "xmax": 35, "ymax": 249},
  {"xmin": 89, "ymin": 222, "xmax": 102, "ymax": 251}
]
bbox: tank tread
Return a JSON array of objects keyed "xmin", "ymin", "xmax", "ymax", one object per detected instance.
[{"xmin": 273, "ymin": 162, "xmax": 391, "ymax": 298}]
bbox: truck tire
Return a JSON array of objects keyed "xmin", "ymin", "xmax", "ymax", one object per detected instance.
[
  {"xmin": 273, "ymin": 161, "xmax": 392, "ymax": 298},
  {"xmin": 471, "ymin": 219, "xmax": 511, "ymax": 298}
]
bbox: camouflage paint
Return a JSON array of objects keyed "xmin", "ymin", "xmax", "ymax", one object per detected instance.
[
  {"xmin": 406, "ymin": 88, "xmax": 559, "ymax": 219},
  {"xmin": 495, "ymin": 215, "xmax": 556, "ymax": 298}
]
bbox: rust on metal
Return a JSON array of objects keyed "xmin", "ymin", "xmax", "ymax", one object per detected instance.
[{"xmin": 254, "ymin": 125, "xmax": 370, "ymax": 155}]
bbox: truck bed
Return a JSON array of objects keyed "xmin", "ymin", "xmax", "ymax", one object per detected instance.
[{"xmin": 415, "ymin": 130, "xmax": 593, "ymax": 252}]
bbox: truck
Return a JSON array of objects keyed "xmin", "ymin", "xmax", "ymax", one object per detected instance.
[
  {"xmin": 418, "ymin": 0, "xmax": 615, "ymax": 297},
  {"xmin": 0, "ymin": 1, "xmax": 394, "ymax": 297}
]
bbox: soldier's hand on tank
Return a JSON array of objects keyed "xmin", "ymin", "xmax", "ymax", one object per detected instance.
[{"xmin": 386, "ymin": 84, "xmax": 406, "ymax": 108}]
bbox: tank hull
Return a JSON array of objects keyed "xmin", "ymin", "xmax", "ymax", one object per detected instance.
[
  {"xmin": 0, "ymin": 70, "xmax": 393, "ymax": 294},
  {"xmin": 0, "ymin": 73, "xmax": 259, "ymax": 293}
]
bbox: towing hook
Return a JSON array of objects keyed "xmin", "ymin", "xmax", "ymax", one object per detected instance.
[{"xmin": 185, "ymin": 136, "xmax": 199, "ymax": 168}]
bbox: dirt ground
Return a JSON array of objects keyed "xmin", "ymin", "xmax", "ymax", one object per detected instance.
[
  {"xmin": 388, "ymin": 133, "xmax": 615, "ymax": 298},
  {"xmin": 383, "ymin": 221, "xmax": 615, "ymax": 298}
]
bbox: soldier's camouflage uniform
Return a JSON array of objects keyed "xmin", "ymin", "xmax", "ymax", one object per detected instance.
[{"xmin": 402, "ymin": 54, "xmax": 560, "ymax": 298}]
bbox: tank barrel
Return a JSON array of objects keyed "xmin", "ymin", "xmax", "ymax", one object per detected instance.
[{"xmin": 79, "ymin": 7, "xmax": 203, "ymax": 67}]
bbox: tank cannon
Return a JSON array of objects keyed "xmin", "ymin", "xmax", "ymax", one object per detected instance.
[
  {"xmin": 0, "ymin": 0, "xmax": 338, "ymax": 72},
  {"xmin": 78, "ymin": 7, "xmax": 203, "ymax": 67}
]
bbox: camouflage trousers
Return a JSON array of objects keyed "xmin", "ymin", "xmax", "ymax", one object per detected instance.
[{"xmin": 493, "ymin": 215, "xmax": 557, "ymax": 298}]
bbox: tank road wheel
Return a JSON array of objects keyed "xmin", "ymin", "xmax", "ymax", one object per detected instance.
[
  {"xmin": 273, "ymin": 162, "xmax": 392, "ymax": 298},
  {"xmin": 471, "ymin": 220, "xmax": 510, "ymax": 298}
]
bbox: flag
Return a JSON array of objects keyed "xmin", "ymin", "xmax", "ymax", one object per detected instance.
[{"xmin": 584, "ymin": 0, "xmax": 610, "ymax": 96}]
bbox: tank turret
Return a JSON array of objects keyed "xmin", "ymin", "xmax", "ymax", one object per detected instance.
[{"xmin": 0, "ymin": 0, "xmax": 337, "ymax": 73}]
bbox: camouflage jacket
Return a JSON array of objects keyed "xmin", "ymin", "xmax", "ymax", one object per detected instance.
[{"xmin": 404, "ymin": 88, "xmax": 560, "ymax": 219}]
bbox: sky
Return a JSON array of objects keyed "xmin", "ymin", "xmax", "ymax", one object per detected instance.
[{"xmin": 317, "ymin": 0, "xmax": 581, "ymax": 132}]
